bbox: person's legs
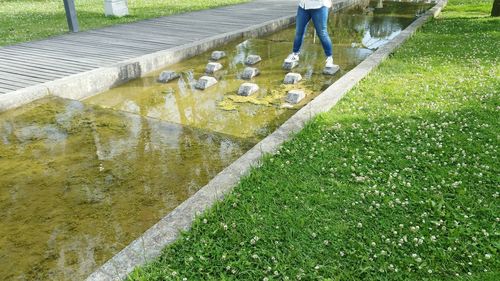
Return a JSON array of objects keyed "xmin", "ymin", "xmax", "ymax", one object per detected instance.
[
  {"xmin": 310, "ymin": 6, "xmax": 333, "ymax": 57},
  {"xmin": 292, "ymin": 7, "xmax": 311, "ymax": 54}
]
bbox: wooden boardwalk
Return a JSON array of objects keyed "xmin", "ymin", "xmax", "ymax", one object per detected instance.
[{"xmin": 0, "ymin": 0, "xmax": 301, "ymax": 95}]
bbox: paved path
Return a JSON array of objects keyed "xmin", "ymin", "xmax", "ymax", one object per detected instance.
[{"xmin": 0, "ymin": 0, "xmax": 300, "ymax": 95}]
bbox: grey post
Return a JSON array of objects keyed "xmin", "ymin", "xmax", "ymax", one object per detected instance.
[{"xmin": 63, "ymin": 0, "xmax": 79, "ymax": 32}]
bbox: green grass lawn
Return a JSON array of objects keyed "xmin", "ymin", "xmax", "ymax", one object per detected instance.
[
  {"xmin": 0, "ymin": 0, "xmax": 249, "ymax": 46},
  {"xmin": 126, "ymin": 0, "xmax": 500, "ymax": 280}
]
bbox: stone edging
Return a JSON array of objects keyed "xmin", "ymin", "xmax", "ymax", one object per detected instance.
[{"xmin": 86, "ymin": 0, "xmax": 447, "ymax": 280}]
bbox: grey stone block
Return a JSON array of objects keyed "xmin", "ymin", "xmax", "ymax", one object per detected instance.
[
  {"xmin": 195, "ymin": 76, "xmax": 217, "ymax": 90},
  {"xmin": 285, "ymin": 90, "xmax": 306, "ymax": 104},
  {"xmin": 283, "ymin": 73, "xmax": 302, "ymax": 84},
  {"xmin": 104, "ymin": 0, "xmax": 129, "ymax": 17},
  {"xmin": 282, "ymin": 59, "xmax": 298, "ymax": 70},
  {"xmin": 210, "ymin": 51, "xmax": 226, "ymax": 61},
  {"xmin": 237, "ymin": 83, "xmax": 259, "ymax": 96},
  {"xmin": 323, "ymin": 65, "xmax": 340, "ymax": 75},
  {"xmin": 205, "ymin": 62, "xmax": 223, "ymax": 74},
  {"xmin": 245, "ymin": 55, "xmax": 262, "ymax": 65},
  {"xmin": 241, "ymin": 67, "xmax": 260, "ymax": 80},
  {"xmin": 157, "ymin": 70, "xmax": 180, "ymax": 83}
]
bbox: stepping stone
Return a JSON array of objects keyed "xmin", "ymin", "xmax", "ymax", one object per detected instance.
[
  {"xmin": 210, "ymin": 51, "xmax": 226, "ymax": 61},
  {"xmin": 282, "ymin": 59, "xmax": 298, "ymax": 70},
  {"xmin": 195, "ymin": 76, "xmax": 217, "ymax": 90},
  {"xmin": 323, "ymin": 64, "xmax": 340, "ymax": 75},
  {"xmin": 158, "ymin": 70, "xmax": 180, "ymax": 83},
  {"xmin": 205, "ymin": 62, "xmax": 223, "ymax": 74},
  {"xmin": 286, "ymin": 90, "xmax": 306, "ymax": 104},
  {"xmin": 241, "ymin": 67, "xmax": 260, "ymax": 80},
  {"xmin": 237, "ymin": 83, "xmax": 259, "ymax": 96},
  {"xmin": 283, "ymin": 73, "xmax": 302, "ymax": 84},
  {"xmin": 245, "ymin": 55, "xmax": 262, "ymax": 65}
]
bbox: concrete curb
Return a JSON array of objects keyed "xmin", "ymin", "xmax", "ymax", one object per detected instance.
[{"xmin": 85, "ymin": 0, "xmax": 446, "ymax": 280}]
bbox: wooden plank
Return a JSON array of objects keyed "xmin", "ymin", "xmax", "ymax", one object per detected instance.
[
  {"xmin": 0, "ymin": 59, "xmax": 79, "ymax": 76},
  {"xmin": 0, "ymin": 59, "xmax": 76, "ymax": 76},
  {"xmin": 86, "ymin": 29, "xmax": 194, "ymax": 43},
  {"xmin": 0, "ymin": 53, "xmax": 95, "ymax": 72},
  {"xmin": 139, "ymin": 20, "xmax": 251, "ymax": 31},
  {"xmin": 0, "ymin": 84, "xmax": 20, "ymax": 92},
  {"xmin": 51, "ymin": 35, "xmax": 169, "ymax": 52},
  {"xmin": 0, "ymin": 78, "xmax": 32, "ymax": 88},
  {"xmin": 0, "ymin": 48, "xmax": 100, "ymax": 67},
  {"xmin": 0, "ymin": 48, "xmax": 117, "ymax": 67},
  {"xmin": 0, "ymin": 72, "xmax": 49, "ymax": 84},
  {"xmin": 30, "ymin": 39, "xmax": 147, "ymax": 56},
  {"xmin": 11, "ymin": 41, "xmax": 134, "ymax": 61},
  {"xmin": 119, "ymin": 22, "xmax": 211, "ymax": 36},
  {"xmin": 0, "ymin": 65, "xmax": 68, "ymax": 79},
  {"xmin": 26, "ymin": 38, "xmax": 149, "ymax": 55},
  {"xmin": 77, "ymin": 33, "xmax": 180, "ymax": 47},
  {"xmin": 15, "ymin": 44, "xmax": 130, "ymax": 63}
]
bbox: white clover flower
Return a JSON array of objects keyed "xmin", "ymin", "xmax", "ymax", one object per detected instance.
[{"xmin": 485, "ymin": 254, "xmax": 491, "ymax": 259}]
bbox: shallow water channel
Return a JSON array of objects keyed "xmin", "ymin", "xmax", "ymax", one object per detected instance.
[{"xmin": 0, "ymin": 1, "xmax": 433, "ymax": 280}]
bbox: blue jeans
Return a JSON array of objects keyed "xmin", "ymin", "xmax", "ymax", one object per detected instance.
[{"xmin": 293, "ymin": 6, "xmax": 333, "ymax": 57}]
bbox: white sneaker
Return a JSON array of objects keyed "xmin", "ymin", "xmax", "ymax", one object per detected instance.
[
  {"xmin": 285, "ymin": 53, "xmax": 300, "ymax": 62},
  {"xmin": 325, "ymin": 56, "xmax": 335, "ymax": 68}
]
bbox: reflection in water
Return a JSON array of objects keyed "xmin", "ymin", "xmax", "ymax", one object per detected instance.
[
  {"xmin": 0, "ymin": 98, "xmax": 252, "ymax": 280},
  {"xmin": 0, "ymin": 1, "xmax": 433, "ymax": 280}
]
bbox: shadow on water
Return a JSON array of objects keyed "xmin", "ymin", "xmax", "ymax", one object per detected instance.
[{"xmin": 0, "ymin": 1, "xmax": 433, "ymax": 280}]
